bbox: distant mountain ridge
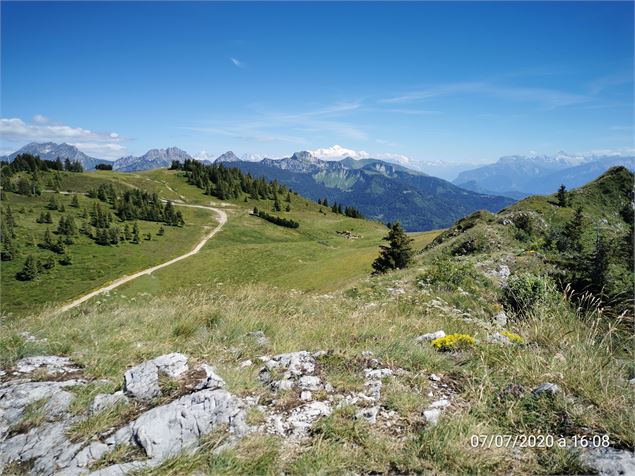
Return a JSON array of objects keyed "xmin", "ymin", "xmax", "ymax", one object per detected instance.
[
  {"xmin": 221, "ymin": 150, "xmax": 514, "ymax": 231},
  {"xmin": 0, "ymin": 142, "xmax": 110, "ymax": 170},
  {"xmin": 454, "ymin": 152, "xmax": 635, "ymax": 196},
  {"xmin": 113, "ymin": 147, "xmax": 193, "ymax": 172}
]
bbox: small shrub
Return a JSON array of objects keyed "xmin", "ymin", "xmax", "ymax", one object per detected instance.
[
  {"xmin": 431, "ymin": 333, "xmax": 475, "ymax": 352},
  {"xmin": 451, "ymin": 235, "xmax": 486, "ymax": 256},
  {"xmin": 417, "ymin": 259, "xmax": 486, "ymax": 293},
  {"xmin": 502, "ymin": 273, "xmax": 551, "ymax": 317}
]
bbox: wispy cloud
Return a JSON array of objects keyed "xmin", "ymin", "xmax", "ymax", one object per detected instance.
[
  {"xmin": 182, "ymin": 100, "xmax": 369, "ymax": 145},
  {"xmin": 230, "ymin": 57, "xmax": 245, "ymax": 69},
  {"xmin": 380, "ymin": 81, "xmax": 591, "ymax": 109},
  {"xmin": 0, "ymin": 116, "xmax": 127, "ymax": 159}
]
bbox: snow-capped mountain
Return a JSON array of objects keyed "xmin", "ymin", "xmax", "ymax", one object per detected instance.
[
  {"xmin": 0, "ymin": 142, "xmax": 110, "ymax": 170},
  {"xmin": 113, "ymin": 147, "xmax": 193, "ymax": 172}
]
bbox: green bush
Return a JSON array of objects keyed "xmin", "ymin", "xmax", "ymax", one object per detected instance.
[
  {"xmin": 502, "ymin": 273, "xmax": 551, "ymax": 317},
  {"xmin": 417, "ymin": 258, "xmax": 486, "ymax": 292}
]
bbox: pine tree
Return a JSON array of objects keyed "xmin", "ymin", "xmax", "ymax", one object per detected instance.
[
  {"xmin": 323, "ymin": 198, "xmax": 328, "ymax": 207},
  {"xmin": 157, "ymin": 226, "xmax": 165, "ymax": 236},
  {"xmin": 16, "ymin": 255, "xmax": 39, "ymax": 281},
  {"xmin": 561, "ymin": 207, "xmax": 584, "ymax": 253},
  {"xmin": 70, "ymin": 195, "xmax": 80, "ymax": 208},
  {"xmin": 557, "ymin": 184, "xmax": 568, "ymax": 207},
  {"xmin": 40, "ymin": 228, "xmax": 53, "ymax": 250},
  {"xmin": 285, "ymin": 204, "xmax": 291, "ymax": 212},
  {"xmin": 132, "ymin": 222, "xmax": 140, "ymax": 244},
  {"xmin": 123, "ymin": 223, "xmax": 132, "ymax": 241},
  {"xmin": 0, "ymin": 231, "xmax": 16, "ymax": 261},
  {"xmin": 59, "ymin": 253, "xmax": 72, "ymax": 266},
  {"xmin": 317, "ymin": 198, "xmax": 322, "ymax": 205},
  {"xmin": 273, "ymin": 199, "xmax": 281, "ymax": 212},
  {"xmin": 372, "ymin": 222, "xmax": 415, "ymax": 273},
  {"xmin": 286, "ymin": 192, "xmax": 291, "ymax": 203},
  {"xmin": 41, "ymin": 255, "xmax": 56, "ymax": 270},
  {"xmin": 588, "ymin": 231, "xmax": 609, "ymax": 293},
  {"xmin": 47, "ymin": 196, "xmax": 58, "ymax": 210}
]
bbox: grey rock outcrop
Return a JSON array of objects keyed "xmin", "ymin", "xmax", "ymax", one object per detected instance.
[
  {"xmin": 123, "ymin": 352, "xmax": 188, "ymax": 401},
  {"xmin": 580, "ymin": 447, "xmax": 635, "ymax": 476},
  {"xmin": 15, "ymin": 355, "xmax": 80, "ymax": 375}
]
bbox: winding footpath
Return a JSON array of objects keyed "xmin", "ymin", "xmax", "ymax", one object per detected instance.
[{"xmin": 56, "ymin": 203, "xmax": 227, "ymax": 314}]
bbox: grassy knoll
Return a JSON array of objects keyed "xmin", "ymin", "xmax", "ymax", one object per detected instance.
[
  {"xmin": 2, "ymin": 169, "xmax": 434, "ymax": 315},
  {"xmin": 1, "ymin": 186, "xmax": 216, "ymax": 316}
]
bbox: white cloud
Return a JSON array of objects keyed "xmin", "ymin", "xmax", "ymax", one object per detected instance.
[
  {"xmin": 310, "ymin": 144, "xmax": 411, "ymax": 165},
  {"xmin": 0, "ymin": 116, "xmax": 127, "ymax": 160},
  {"xmin": 33, "ymin": 114, "xmax": 49, "ymax": 124},
  {"xmin": 230, "ymin": 57, "xmax": 245, "ymax": 68}
]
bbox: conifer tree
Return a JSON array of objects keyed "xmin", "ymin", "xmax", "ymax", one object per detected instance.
[
  {"xmin": 59, "ymin": 253, "xmax": 72, "ymax": 266},
  {"xmin": 40, "ymin": 228, "xmax": 53, "ymax": 250},
  {"xmin": 557, "ymin": 184, "xmax": 568, "ymax": 207},
  {"xmin": 561, "ymin": 207, "xmax": 584, "ymax": 253},
  {"xmin": 123, "ymin": 223, "xmax": 132, "ymax": 241},
  {"xmin": 157, "ymin": 226, "xmax": 165, "ymax": 236},
  {"xmin": 70, "ymin": 195, "xmax": 80, "ymax": 208},
  {"xmin": 132, "ymin": 222, "xmax": 140, "ymax": 244},
  {"xmin": 372, "ymin": 222, "xmax": 414, "ymax": 273},
  {"xmin": 17, "ymin": 255, "xmax": 40, "ymax": 281},
  {"xmin": 47, "ymin": 196, "xmax": 58, "ymax": 210},
  {"xmin": 285, "ymin": 204, "xmax": 291, "ymax": 212}
]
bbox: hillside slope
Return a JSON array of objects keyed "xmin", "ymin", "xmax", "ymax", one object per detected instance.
[{"xmin": 0, "ymin": 168, "xmax": 632, "ymax": 475}]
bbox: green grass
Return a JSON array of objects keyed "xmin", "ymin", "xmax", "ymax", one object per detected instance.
[
  {"xmin": 3, "ymin": 169, "xmax": 435, "ymax": 315},
  {"xmin": 1, "ymin": 188, "xmax": 215, "ymax": 316},
  {"xmin": 1, "ymin": 168, "xmax": 630, "ymax": 474}
]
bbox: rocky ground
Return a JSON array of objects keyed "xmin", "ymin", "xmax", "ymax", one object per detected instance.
[{"xmin": 2, "ymin": 342, "xmax": 633, "ymax": 475}]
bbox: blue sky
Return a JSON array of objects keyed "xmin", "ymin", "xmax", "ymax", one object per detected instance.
[{"xmin": 1, "ymin": 1, "xmax": 633, "ymax": 170}]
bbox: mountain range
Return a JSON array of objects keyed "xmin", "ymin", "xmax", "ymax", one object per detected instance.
[
  {"xmin": 454, "ymin": 152, "xmax": 635, "ymax": 197},
  {"xmin": 220, "ymin": 151, "xmax": 514, "ymax": 231},
  {"xmin": 0, "ymin": 142, "xmax": 110, "ymax": 171},
  {"xmin": 1, "ymin": 142, "xmax": 513, "ymax": 231}
]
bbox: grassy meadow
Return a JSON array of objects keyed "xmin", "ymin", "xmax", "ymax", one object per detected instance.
[{"xmin": 1, "ymin": 167, "xmax": 632, "ymax": 474}]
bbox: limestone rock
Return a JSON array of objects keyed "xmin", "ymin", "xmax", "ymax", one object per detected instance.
[
  {"xmin": 423, "ymin": 408, "xmax": 442, "ymax": 426},
  {"xmin": 581, "ymin": 447, "xmax": 635, "ymax": 476},
  {"xmin": 90, "ymin": 391, "xmax": 129, "ymax": 414},
  {"xmin": 117, "ymin": 388, "xmax": 247, "ymax": 460},
  {"xmin": 247, "ymin": 331, "xmax": 270, "ymax": 346},
  {"xmin": 415, "ymin": 330, "xmax": 445, "ymax": 342},
  {"xmin": 15, "ymin": 356, "xmax": 80, "ymax": 375},
  {"xmin": 356, "ymin": 405, "xmax": 380, "ymax": 424},
  {"xmin": 493, "ymin": 311, "xmax": 508, "ymax": 326},
  {"xmin": 123, "ymin": 353, "xmax": 189, "ymax": 401},
  {"xmin": 531, "ymin": 382, "xmax": 561, "ymax": 396},
  {"xmin": 43, "ymin": 390, "xmax": 75, "ymax": 419},
  {"xmin": 123, "ymin": 361, "xmax": 160, "ymax": 401}
]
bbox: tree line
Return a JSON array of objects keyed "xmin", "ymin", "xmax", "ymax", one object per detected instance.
[
  {"xmin": 1, "ymin": 153, "xmax": 83, "ymax": 175},
  {"xmin": 173, "ymin": 159, "xmax": 292, "ymax": 202},
  {"xmin": 317, "ymin": 197, "xmax": 363, "ymax": 218},
  {"xmin": 252, "ymin": 207, "xmax": 299, "ymax": 229}
]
